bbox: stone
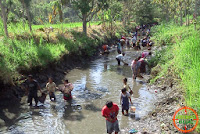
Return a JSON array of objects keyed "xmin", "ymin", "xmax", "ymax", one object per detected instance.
[{"xmin": 0, "ymin": 118, "xmax": 5, "ymax": 126}]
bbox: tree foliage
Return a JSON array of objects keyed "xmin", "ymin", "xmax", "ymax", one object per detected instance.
[{"xmin": 0, "ymin": 0, "xmax": 199, "ymax": 36}]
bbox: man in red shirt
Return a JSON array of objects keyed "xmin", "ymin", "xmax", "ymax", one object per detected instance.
[{"xmin": 102, "ymin": 101, "xmax": 120, "ymax": 134}]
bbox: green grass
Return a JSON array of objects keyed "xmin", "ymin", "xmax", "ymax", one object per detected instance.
[
  {"xmin": 0, "ymin": 20, "xmax": 104, "ymax": 84},
  {"xmin": 0, "ymin": 37, "xmax": 67, "ymax": 83},
  {"xmin": 32, "ymin": 21, "xmax": 100, "ymax": 30},
  {"xmin": 3, "ymin": 21, "xmax": 100, "ymax": 37},
  {"xmin": 0, "ymin": 18, "xmax": 131, "ymax": 86},
  {"xmin": 150, "ymin": 22, "xmax": 200, "ymax": 132}
]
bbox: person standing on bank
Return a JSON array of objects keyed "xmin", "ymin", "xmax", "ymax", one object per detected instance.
[
  {"xmin": 26, "ymin": 75, "xmax": 42, "ymax": 107},
  {"xmin": 102, "ymin": 101, "xmax": 120, "ymax": 134}
]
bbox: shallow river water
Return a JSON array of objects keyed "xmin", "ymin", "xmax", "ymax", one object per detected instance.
[{"xmin": 0, "ymin": 47, "xmax": 156, "ymax": 134}]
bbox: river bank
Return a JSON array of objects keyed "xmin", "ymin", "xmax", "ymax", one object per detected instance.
[
  {"xmin": 128, "ymin": 23, "xmax": 200, "ymax": 133},
  {"xmin": 0, "ymin": 23, "xmax": 132, "ymax": 107}
]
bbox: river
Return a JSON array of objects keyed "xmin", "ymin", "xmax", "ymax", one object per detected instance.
[{"xmin": 0, "ymin": 47, "xmax": 156, "ymax": 134}]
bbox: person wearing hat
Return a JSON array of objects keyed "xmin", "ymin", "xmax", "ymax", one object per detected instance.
[{"xmin": 26, "ymin": 75, "xmax": 42, "ymax": 107}]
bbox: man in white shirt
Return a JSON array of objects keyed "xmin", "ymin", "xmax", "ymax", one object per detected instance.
[{"xmin": 116, "ymin": 53, "xmax": 128, "ymax": 66}]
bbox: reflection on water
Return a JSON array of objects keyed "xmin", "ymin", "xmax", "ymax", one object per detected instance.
[{"xmin": 0, "ymin": 48, "xmax": 156, "ymax": 134}]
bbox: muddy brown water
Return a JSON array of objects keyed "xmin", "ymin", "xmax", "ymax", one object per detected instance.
[{"xmin": 0, "ymin": 47, "xmax": 156, "ymax": 134}]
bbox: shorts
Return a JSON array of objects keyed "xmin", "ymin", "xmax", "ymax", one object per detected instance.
[
  {"xmin": 106, "ymin": 120, "xmax": 120, "ymax": 133},
  {"xmin": 63, "ymin": 93, "xmax": 72, "ymax": 100},
  {"xmin": 28, "ymin": 92, "xmax": 38, "ymax": 104}
]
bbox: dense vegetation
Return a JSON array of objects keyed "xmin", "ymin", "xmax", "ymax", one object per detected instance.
[
  {"xmin": 3, "ymin": 0, "xmax": 200, "ymax": 36},
  {"xmin": 149, "ymin": 18, "xmax": 200, "ymax": 131}
]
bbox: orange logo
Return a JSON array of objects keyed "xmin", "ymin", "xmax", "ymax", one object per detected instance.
[{"xmin": 172, "ymin": 106, "xmax": 199, "ymax": 133}]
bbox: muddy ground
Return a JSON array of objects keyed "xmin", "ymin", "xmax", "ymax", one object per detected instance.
[{"xmin": 124, "ymin": 74, "xmax": 199, "ymax": 134}]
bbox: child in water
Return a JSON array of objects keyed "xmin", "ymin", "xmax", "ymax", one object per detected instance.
[
  {"xmin": 120, "ymin": 88, "xmax": 133, "ymax": 115},
  {"xmin": 46, "ymin": 77, "xmax": 57, "ymax": 101},
  {"xmin": 61, "ymin": 79, "xmax": 74, "ymax": 101},
  {"xmin": 123, "ymin": 78, "xmax": 133, "ymax": 95}
]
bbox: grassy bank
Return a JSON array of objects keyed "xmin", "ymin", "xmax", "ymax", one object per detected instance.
[
  {"xmin": 0, "ymin": 21, "xmax": 104, "ymax": 85},
  {"xmin": 150, "ymin": 22, "xmax": 200, "ymax": 131},
  {"xmin": 0, "ymin": 20, "xmax": 132, "ymax": 85}
]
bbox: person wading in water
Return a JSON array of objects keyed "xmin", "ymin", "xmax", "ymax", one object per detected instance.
[
  {"xmin": 61, "ymin": 79, "xmax": 74, "ymax": 101},
  {"xmin": 26, "ymin": 75, "xmax": 42, "ymax": 107},
  {"xmin": 102, "ymin": 101, "xmax": 120, "ymax": 134}
]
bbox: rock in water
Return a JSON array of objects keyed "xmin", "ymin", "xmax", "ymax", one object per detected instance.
[{"xmin": 0, "ymin": 118, "xmax": 5, "ymax": 126}]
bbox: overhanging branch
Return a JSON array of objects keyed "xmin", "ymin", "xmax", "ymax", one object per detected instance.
[{"xmin": 87, "ymin": 8, "xmax": 100, "ymax": 22}]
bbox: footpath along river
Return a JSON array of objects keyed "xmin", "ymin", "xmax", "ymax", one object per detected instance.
[{"xmin": 0, "ymin": 47, "xmax": 157, "ymax": 134}]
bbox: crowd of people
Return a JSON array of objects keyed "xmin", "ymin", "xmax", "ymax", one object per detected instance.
[
  {"xmin": 24, "ymin": 24, "xmax": 153, "ymax": 134},
  {"xmin": 101, "ymin": 24, "xmax": 153, "ymax": 134}
]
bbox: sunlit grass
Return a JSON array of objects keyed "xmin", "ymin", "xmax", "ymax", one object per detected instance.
[
  {"xmin": 151, "ymin": 22, "xmax": 200, "ymax": 131},
  {"xmin": 32, "ymin": 21, "xmax": 100, "ymax": 29},
  {"xmin": 5, "ymin": 21, "xmax": 100, "ymax": 35},
  {"xmin": 0, "ymin": 20, "xmax": 103, "ymax": 84}
]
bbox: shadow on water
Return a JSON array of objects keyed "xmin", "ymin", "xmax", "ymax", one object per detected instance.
[
  {"xmin": 109, "ymin": 65, "xmax": 133, "ymax": 78},
  {"xmin": 62, "ymin": 102, "xmax": 85, "ymax": 121},
  {"xmin": 84, "ymin": 103, "xmax": 102, "ymax": 112},
  {"xmin": 0, "ymin": 103, "xmax": 21, "ymax": 128}
]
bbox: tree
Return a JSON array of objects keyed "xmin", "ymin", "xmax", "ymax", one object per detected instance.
[
  {"xmin": 135, "ymin": 0, "xmax": 154, "ymax": 25},
  {"xmin": 98, "ymin": 0, "xmax": 122, "ymax": 37},
  {"xmin": 19, "ymin": 0, "xmax": 32, "ymax": 32},
  {"xmin": 0, "ymin": 0, "xmax": 8, "ymax": 37},
  {"xmin": 49, "ymin": 0, "xmax": 63, "ymax": 24},
  {"xmin": 153, "ymin": 0, "xmax": 186, "ymax": 26},
  {"xmin": 70, "ymin": 0, "xmax": 109, "ymax": 35}
]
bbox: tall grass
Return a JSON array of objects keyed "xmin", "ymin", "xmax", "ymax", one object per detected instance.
[
  {"xmin": 0, "ymin": 20, "xmax": 103, "ymax": 84},
  {"xmin": 32, "ymin": 21, "xmax": 100, "ymax": 30},
  {"xmin": 151, "ymin": 22, "xmax": 200, "ymax": 131},
  {"xmin": 0, "ymin": 37, "xmax": 66, "ymax": 83}
]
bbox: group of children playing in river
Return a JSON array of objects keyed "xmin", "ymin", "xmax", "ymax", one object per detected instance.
[
  {"xmin": 46, "ymin": 78, "xmax": 74, "ymax": 102},
  {"xmin": 25, "ymin": 75, "xmax": 74, "ymax": 107}
]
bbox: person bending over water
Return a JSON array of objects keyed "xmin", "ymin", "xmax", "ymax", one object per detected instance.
[
  {"xmin": 116, "ymin": 53, "xmax": 128, "ymax": 66},
  {"xmin": 141, "ymin": 51, "xmax": 152, "ymax": 59},
  {"xmin": 102, "ymin": 101, "xmax": 120, "ymax": 134},
  {"xmin": 131, "ymin": 57, "xmax": 143, "ymax": 80}
]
